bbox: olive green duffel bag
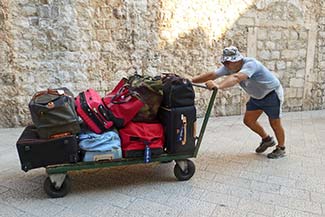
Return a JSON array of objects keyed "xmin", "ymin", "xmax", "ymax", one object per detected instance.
[{"xmin": 29, "ymin": 87, "xmax": 80, "ymax": 139}]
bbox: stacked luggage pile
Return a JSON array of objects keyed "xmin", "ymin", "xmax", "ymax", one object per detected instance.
[{"xmin": 16, "ymin": 73, "xmax": 196, "ymax": 172}]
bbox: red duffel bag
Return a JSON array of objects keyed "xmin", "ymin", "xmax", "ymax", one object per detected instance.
[
  {"xmin": 103, "ymin": 78, "xmax": 144, "ymax": 128},
  {"xmin": 119, "ymin": 122, "xmax": 164, "ymax": 160}
]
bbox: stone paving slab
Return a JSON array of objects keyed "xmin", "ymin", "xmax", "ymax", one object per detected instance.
[{"xmin": 1, "ymin": 110, "xmax": 325, "ymax": 217}]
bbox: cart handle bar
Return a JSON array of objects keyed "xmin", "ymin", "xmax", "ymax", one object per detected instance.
[
  {"xmin": 192, "ymin": 83, "xmax": 218, "ymax": 91},
  {"xmin": 192, "ymin": 83, "xmax": 218, "ymax": 157}
]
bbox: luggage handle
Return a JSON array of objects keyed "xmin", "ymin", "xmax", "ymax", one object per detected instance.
[
  {"xmin": 111, "ymin": 85, "xmax": 141, "ymax": 104},
  {"xmin": 49, "ymin": 132, "xmax": 72, "ymax": 139},
  {"xmin": 32, "ymin": 88, "xmax": 69, "ymax": 99},
  {"xmin": 98, "ymin": 105, "xmax": 113, "ymax": 121},
  {"xmin": 161, "ymin": 73, "xmax": 189, "ymax": 84},
  {"xmin": 181, "ymin": 114, "xmax": 187, "ymax": 145},
  {"xmin": 129, "ymin": 136, "xmax": 159, "ymax": 145}
]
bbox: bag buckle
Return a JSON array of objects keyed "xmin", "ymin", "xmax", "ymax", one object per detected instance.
[
  {"xmin": 57, "ymin": 90, "xmax": 65, "ymax": 95},
  {"xmin": 47, "ymin": 101, "xmax": 55, "ymax": 109}
]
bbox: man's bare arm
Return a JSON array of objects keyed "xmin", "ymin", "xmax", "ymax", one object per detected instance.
[
  {"xmin": 192, "ymin": 72, "xmax": 218, "ymax": 83},
  {"xmin": 205, "ymin": 72, "xmax": 248, "ymax": 90}
]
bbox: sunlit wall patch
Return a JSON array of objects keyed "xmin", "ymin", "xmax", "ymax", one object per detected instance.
[{"xmin": 159, "ymin": 0, "xmax": 256, "ymax": 44}]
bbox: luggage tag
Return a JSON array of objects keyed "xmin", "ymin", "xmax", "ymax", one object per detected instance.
[
  {"xmin": 177, "ymin": 114, "xmax": 187, "ymax": 145},
  {"xmin": 144, "ymin": 141, "xmax": 152, "ymax": 163}
]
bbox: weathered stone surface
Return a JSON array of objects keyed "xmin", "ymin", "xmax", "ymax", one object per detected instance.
[{"xmin": 0, "ymin": 0, "xmax": 324, "ymax": 127}]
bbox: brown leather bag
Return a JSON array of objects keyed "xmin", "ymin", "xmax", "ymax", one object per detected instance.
[{"xmin": 29, "ymin": 87, "xmax": 80, "ymax": 139}]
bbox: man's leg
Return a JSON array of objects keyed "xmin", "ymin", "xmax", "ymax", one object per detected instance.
[
  {"xmin": 269, "ymin": 118, "xmax": 285, "ymax": 147},
  {"xmin": 243, "ymin": 110, "xmax": 267, "ymax": 138},
  {"xmin": 243, "ymin": 110, "xmax": 276, "ymax": 153},
  {"xmin": 267, "ymin": 118, "xmax": 286, "ymax": 159}
]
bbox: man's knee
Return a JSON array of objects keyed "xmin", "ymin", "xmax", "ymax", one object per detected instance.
[
  {"xmin": 243, "ymin": 117, "xmax": 254, "ymax": 127},
  {"xmin": 269, "ymin": 119, "xmax": 282, "ymax": 130}
]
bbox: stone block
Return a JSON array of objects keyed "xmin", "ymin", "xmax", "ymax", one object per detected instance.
[
  {"xmin": 318, "ymin": 31, "xmax": 325, "ymax": 38},
  {"xmin": 276, "ymin": 60, "xmax": 286, "ymax": 70},
  {"xmin": 286, "ymin": 88, "xmax": 296, "ymax": 98},
  {"xmin": 290, "ymin": 30, "xmax": 299, "ymax": 40},
  {"xmin": 265, "ymin": 41, "xmax": 275, "ymax": 50},
  {"xmin": 257, "ymin": 41, "xmax": 264, "ymax": 49},
  {"xmin": 237, "ymin": 17, "xmax": 255, "ymax": 26},
  {"xmin": 299, "ymin": 31, "xmax": 308, "ymax": 40},
  {"xmin": 99, "ymin": 7, "xmax": 111, "ymax": 18},
  {"xmin": 296, "ymin": 88, "xmax": 304, "ymax": 98},
  {"xmin": 258, "ymin": 50, "xmax": 271, "ymax": 60},
  {"xmin": 319, "ymin": 61, "xmax": 325, "ymax": 68},
  {"xmin": 257, "ymin": 29, "xmax": 267, "ymax": 40},
  {"xmin": 290, "ymin": 78, "xmax": 304, "ymax": 88},
  {"xmin": 21, "ymin": 5, "xmax": 37, "ymax": 16},
  {"xmin": 276, "ymin": 41, "xmax": 286, "ymax": 49},
  {"xmin": 96, "ymin": 30, "xmax": 112, "ymax": 41},
  {"xmin": 281, "ymin": 50, "xmax": 300, "ymax": 59},
  {"xmin": 269, "ymin": 31, "xmax": 282, "ymax": 40},
  {"xmin": 286, "ymin": 61, "xmax": 292, "ymax": 68},
  {"xmin": 265, "ymin": 61, "xmax": 275, "ymax": 71},
  {"xmin": 51, "ymin": 6, "xmax": 59, "ymax": 18},
  {"xmin": 271, "ymin": 51, "xmax": 280, "ymax": 59},
  {"xmin": 38, "ymin": 5, "xmax": 50, "ymax": 18},
  {"xmin": 296, "ymin": 69, "xmax": 305, "ymax": 78}
]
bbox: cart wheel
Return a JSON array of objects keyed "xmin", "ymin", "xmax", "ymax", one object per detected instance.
[
  {"xmin": 174, "ymin": 159, "xmax": 195, "ymax": 181},
  {"xmin": 43, "ymin": 175, "xmax": 71, "ymax": 198}
]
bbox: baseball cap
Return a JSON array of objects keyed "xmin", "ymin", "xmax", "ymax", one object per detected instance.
[{"xmin": 220, "ymin": 46, "xmax": 244, "ymax": 63}]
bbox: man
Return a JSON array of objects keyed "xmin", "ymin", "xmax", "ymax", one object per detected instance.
[{"xmin": 192, "ymin": 46, "xmax": 285, "ymax": 159}]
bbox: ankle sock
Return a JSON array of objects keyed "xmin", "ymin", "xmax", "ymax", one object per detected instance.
[{"xmin": 262, "ymin": 136, "xmax": 272, "ymax": 142}]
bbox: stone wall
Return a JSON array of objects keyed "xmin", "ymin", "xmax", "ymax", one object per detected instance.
[{"xmin": 0, "ymin": 0, "xmax": 324, "ymax": 127}]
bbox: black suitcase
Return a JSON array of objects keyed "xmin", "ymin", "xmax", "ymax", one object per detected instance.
[
  {"xmin": 159, "ymin": 106, "xmax": 196, "ymax": 154},
  {"xmin": 16, "ymin": 126, "xmax": 79, "ymax": 172},
  {"xmin": 161, "ymin": 74, "xmax": 195, "ymax": 108}
]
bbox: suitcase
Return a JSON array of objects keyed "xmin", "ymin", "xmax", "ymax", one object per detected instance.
[
  {"xmin": 161, "ymin": 74, "xmax": 195, "ymax": 108},
  {"xmin": 16, "ymin": 126, "xmax": 79, "ymax": 172},
  {"xmin": 159, "ymin": 106, "xmax": 197, "ymax": 154},
  {"xmin": 29, "ymin": 87, "xmax": 80, "ymax": 138},
  {"xmin": 75, "ymin": 89, "xmax": 115, "ymax": 134},
  {"xmin": 119, "ymin": 122, "xmax": 164, "ymax": 159}
]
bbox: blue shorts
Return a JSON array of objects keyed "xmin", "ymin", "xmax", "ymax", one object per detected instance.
[{"xmin": 246, "ymin": 90, "xmax": 281, "ymax": 119}]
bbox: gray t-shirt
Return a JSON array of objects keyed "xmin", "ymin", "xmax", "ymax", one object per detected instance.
[{"xmin": 215, "ymin": 57, "xmax": 282, "ymax": 99}]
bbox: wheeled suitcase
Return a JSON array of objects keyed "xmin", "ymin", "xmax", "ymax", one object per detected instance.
[
  {"xmin": 75, "ymin": 89, "xmax": 115, "ymax": 134},
  {"xmin": 159, "ymin": 106, "xmax": 197, "ymax": 154},
  {"xmin": 16, "ymin": 126, "xmax": 79, "ymax": 172}
]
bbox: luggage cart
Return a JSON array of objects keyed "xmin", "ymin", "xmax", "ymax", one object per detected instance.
[{"xmin": 44, "ymin": 85, "xmax": 217, "ymax": 198}]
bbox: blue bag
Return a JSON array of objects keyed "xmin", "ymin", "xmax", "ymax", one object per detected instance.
[{"xmin": 79, "ymin": 130, "xmax": 122, "ymax": 162}]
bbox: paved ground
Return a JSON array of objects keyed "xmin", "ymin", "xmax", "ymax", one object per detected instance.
[{"xmin": 1, "ymin": 110, "xmax": 325, "ymax": 217}]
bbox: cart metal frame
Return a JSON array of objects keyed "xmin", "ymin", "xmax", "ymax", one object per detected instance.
[{"xmin": 44, "ymin": 85, "xmax": 217, "ymax": 197}]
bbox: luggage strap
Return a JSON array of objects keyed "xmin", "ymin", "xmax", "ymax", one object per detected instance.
[{"xmin": 129, "ymin": 136, "xmax": 159, "ymax": 146}]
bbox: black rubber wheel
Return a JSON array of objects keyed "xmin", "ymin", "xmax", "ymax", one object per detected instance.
[
  {"xmin": 174, "ymin": 159, "xmax": 195, "ymax": 181},
  {"xmin": 43, "ymin": 175, "xmax": 71, "ymax": 198}
]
